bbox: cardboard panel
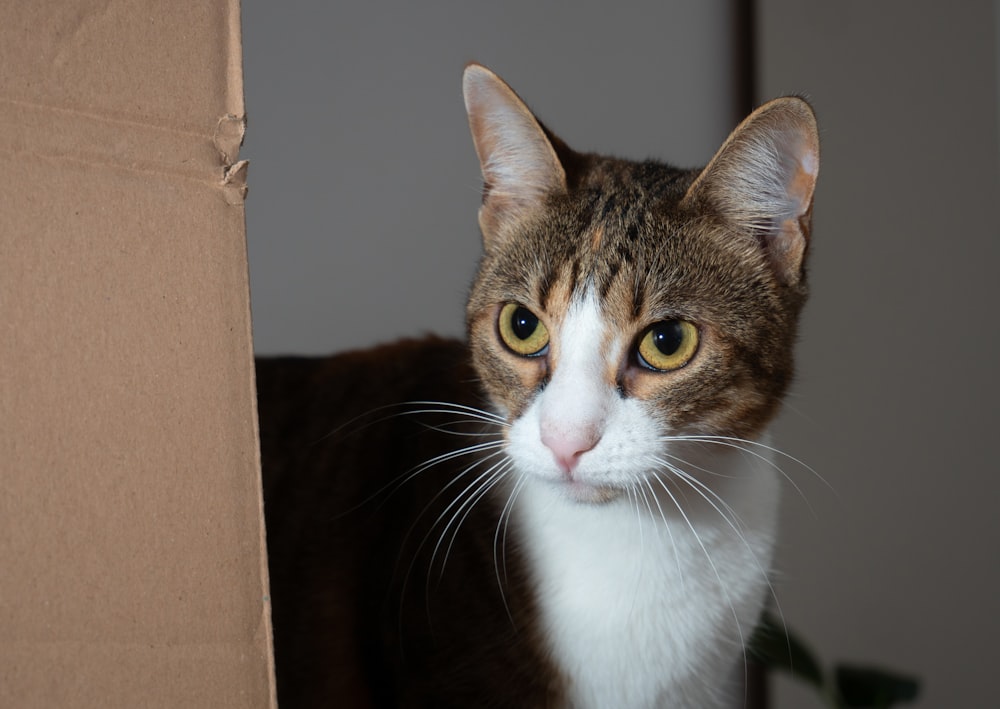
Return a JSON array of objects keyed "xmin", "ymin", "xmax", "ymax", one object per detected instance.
[{"xmin": 0, "ymin": 1, "xmax": 274, "ymax": 705}]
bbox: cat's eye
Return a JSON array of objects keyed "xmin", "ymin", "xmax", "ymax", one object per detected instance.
[
  {"xmin": 498, "ymin": 303, "xmax": 549, "ymax": 357},
  {"xmin": 637, "ymin": 320, "xmax": 699, "ymax": 371}
]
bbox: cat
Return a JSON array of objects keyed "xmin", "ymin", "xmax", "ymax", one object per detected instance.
[{"xmin": 255, "ymin": 63, "xmax": 819, "ymax": 708}]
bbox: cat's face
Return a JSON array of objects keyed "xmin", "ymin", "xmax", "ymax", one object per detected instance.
[{"xmin": 463, "ymin": 65, "xmax": 818, "ymax": 503}]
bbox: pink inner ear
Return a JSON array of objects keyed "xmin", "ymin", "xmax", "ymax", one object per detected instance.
[
  {"xmin": 788, "ymin": 145, "xmax": 819, "ymax": 215},
  {"xmin": 463, "ymin": 65, "xmax": 566, "ymax": 240},
  {"xmin": 775, "ymin": 134, "xmax": 818, "ymax": 277},
  {"xmin": 768, "ymin": 217, "xmax": 807, "ymax": 280}
]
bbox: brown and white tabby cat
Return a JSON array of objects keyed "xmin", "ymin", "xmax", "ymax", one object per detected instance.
[{"xmin": 256, "ymin": 64, "xmax": 819, "ymax": 708}]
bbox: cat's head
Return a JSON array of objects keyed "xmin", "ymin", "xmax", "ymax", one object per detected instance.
[{"xmin": 462, "ymin": 64, "xmax": 818, "ymax": 504}]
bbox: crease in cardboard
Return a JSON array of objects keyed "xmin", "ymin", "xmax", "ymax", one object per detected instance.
[{"xmin": 0, "ymin": 97, "xmax": 248, "ymax": 200}]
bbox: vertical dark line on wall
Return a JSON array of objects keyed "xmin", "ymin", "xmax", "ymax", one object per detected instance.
[{"xmin": 732, "ymin": 0, "xmax": 758, "ymax": 118}]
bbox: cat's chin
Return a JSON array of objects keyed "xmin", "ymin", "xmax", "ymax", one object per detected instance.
[{"xmin": 551, "ymin": 479, "xmax": 623, "ymax": 505}]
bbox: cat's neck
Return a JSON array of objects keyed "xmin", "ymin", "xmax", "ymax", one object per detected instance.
[{"xmin": 508, "ymin": 441, "xmax": 780, "ymax": 708}]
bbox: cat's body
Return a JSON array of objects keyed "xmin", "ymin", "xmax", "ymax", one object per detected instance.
[{"xmin": 258, "ymin": 65, "xmax": 818, "ymax": 708}]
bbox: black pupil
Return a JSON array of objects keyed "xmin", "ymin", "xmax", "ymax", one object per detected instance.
[
  {"xmin": 510, "ymin": 307, "xmax": 539, "ymax": 340},
  {"xmin": 651, "ymin": 320, "xmax": 684, "ymax": 355}
]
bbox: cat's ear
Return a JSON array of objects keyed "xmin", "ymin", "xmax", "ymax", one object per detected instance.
[
  {"xmin": 683, "ymin": 97, "xmax": 819, "ymax": 287},
  {"xmin": 463, "ymin": 63, "xmax": 567, "ymax": 245}
]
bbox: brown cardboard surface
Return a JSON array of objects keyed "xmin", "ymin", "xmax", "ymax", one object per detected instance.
[{"xmin": 0, "ymin": 1, "xmax": 274, "ymax": 706}]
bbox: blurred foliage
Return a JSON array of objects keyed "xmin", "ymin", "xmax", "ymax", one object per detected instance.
[{"xmin": 750, "ymin": 612, "xmax": 920, "ymax": 708}]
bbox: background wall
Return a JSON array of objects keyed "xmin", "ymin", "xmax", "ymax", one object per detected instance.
[
  {"xmin": 757, "ymin": 1, "xmax": 1000, "ymax": 707},
  {"xmin": 244, "ymin": 1, "xmax": 1000, "ymax": 707},
  {"xmin": 243, "ymin": 0, "xmax": 746, "ymax": 356}
]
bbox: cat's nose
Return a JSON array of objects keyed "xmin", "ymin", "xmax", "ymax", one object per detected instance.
[{"xmin": 541, "ymin": 426, "xmax": 601, "ymax": 475}]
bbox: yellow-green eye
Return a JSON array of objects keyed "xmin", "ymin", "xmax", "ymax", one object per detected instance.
[
  {"xmin": 498, "ymin": 303, "xmax": 549, "ymax": 356},
  {"xmin": 637, "ymin": 319, "xmax": 699, "ymax": 371}
]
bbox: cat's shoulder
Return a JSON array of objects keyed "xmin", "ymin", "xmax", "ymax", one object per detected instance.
[{"xmin": 255, "ymin": 335, "xmax": 469, "ymax": 387}]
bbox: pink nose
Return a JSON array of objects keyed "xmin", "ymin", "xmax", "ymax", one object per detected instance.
[{"xmin": 541, "ymin": 427, "xmax": 601, "ymax": 475}]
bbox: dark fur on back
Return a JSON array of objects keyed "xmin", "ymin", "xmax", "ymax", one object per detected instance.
[{"xmin": 257, "ymin": 338, "xmax": 562, "ymax": 707}]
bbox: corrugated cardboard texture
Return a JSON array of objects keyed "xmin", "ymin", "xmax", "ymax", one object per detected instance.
[{"xmin": 0, "ymin": 1, "xmax": 274, "ymax": 706}]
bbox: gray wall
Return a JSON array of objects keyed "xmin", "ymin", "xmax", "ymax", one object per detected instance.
[
  {"xmin": 244, "ymin": 2, "xmax": 1000, "ymax": 707},
  {"xmin": 243, "ymin": 0, "xmax": 743, "ymax": 355},
  {"xmin": 758, "ymin": 2, "xmax": 1000, "ymax": 707}
]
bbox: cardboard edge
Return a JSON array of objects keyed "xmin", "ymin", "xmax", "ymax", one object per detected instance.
[{"xmin": 229, "ymin": 2, "xmax": 277, "ymax": 705}]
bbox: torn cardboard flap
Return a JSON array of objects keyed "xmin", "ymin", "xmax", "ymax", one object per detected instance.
[
  {"xmin": 216, "ymin": 113, "xmax": 248, "ymax": 165},
  {"xmin": 0, "ymin": 1, "xmax": 274, "ymax": 706},
  {"xmin": 224, "ymin": 160, "xmax": 251, "ymax": 205}
]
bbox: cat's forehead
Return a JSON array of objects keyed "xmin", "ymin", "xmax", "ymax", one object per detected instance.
[
  {"xmin": 472, "ymin": 155, "xmax": 775, "ymax": 337},
  {"xmin": 524, "ymin": 166, "xmax": 736, "ymax": 319},
  {"xmin": 579, "ymin": 158, "xmax": 694, "ymax": 223}
]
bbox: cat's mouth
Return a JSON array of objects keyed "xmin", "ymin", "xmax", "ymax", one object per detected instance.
[{"xmin": 557, "ymin": 479, "xmax": 623, "ymax": 505}]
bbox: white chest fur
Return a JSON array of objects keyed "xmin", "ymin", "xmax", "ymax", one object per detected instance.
[{"xmin": 513, "ymin": 446, "xmax": 780, "ymax": 709}]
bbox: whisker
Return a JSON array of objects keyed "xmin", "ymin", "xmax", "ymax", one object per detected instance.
[
  {"xmin": 310, "ymin": 399, "xmax": 507, "ymax": 519},
  {"xmin": 336, "ymin": 440, "xmax": 505, "ymax": 520},
  {"xmin": 638, "ymin": 475, "xmax": 685, "ymax": 587},
  {"xmin": 429, "ymin": 461, "xmax": 510, "ymax": 579},
  {"xmin": 398, "ymin": 440, "xmax": 505, "ymax": 481},
  {"xmin": 620, "ymin": 484, "xmax": 648, "ymax": 623},
  {"xmin": 667, "ymin": 434, "xmax": 831, "ymax": 492},
  {"xmin": 648, "ymin": 473, "xmax": 749, "ymax": 680},
  {"xmin": 653, "ymin": 455, "xmax": 745, "ymax": 532},
  {"xmin": 397, "ymin": 402, "xmax": 509, "ymax": 437},
  {"xmin": 307, "ymin": 398, "xmax": 500, "ymax": 450},
  {"xmin": 400, "ymin": 447, "xmax": 509, "ymax": 545},
  {"xmin": 400, "ymin": 400, "xmax": 510, "ymax": 427},
  {"xmin": 627, "ymin": 484, "xmax": 646, "ymax": 559},
  {"xmin": 493, "ymin": 470, "xmax": 528, "ymax": 611},
  {"xmin": 395, "ymin": 449, "xmax": 507, "ymax": 636},
  {"xmin": 662, "ymin": 434, "xmax": 831, "ymax": 517},
  {"xmin": 652, "ymin": 454, "xmax": 790, "ymax": 688},
  {"xmin": 421, "ymin": 462, "xmax": 512, "ymax": 622},
  {"xmin": 417, "ymin": 422, "xmax": 507, "ymax": 437}
]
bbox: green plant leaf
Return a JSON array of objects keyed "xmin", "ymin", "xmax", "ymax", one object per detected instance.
[
  {"xmin": 748, "ymin": 611, "xmax": 825, "ymax": 689},
  {"xmin": 834, "ymin": 664, "xmax": 920, "ymax": 708}
]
